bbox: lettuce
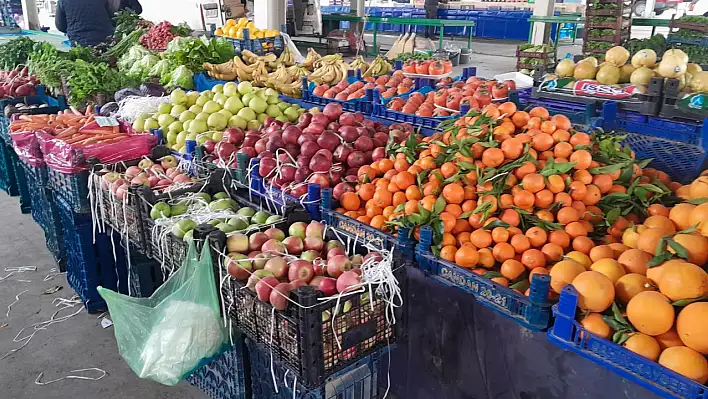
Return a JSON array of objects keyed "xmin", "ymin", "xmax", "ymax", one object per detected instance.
[{"xmin": 164, "ymin": 66, "xmax": 194, "ymax": 90}]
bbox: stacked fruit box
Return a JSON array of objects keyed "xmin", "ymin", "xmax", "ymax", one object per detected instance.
[{"xmin": 583, "ymin": 0, "xmax": 633, "ymax": 58}]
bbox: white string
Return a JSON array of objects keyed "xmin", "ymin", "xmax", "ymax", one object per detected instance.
[
  {"xmin": 269, "ymin": 307, "xmax": 279, "ymax": 394},
  {"xmin": 35, "ymin": 368, "xmax": 106, "ymax": 385},
  {"xmin": 43, "ymin": 268, "xmax": 63, "ymax": 281},
  {"xmin": 6, "ymin": 290, "xmax": 27, "ymax": 317}
]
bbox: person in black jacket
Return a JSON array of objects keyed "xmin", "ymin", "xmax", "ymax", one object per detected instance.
[
  {"xmin": 55, "ymin": 0, "xmax": 142, "ymax": 47},
  {"xmin": 424, "ymin": 0, "xmax": 447, "ymax": 38}
]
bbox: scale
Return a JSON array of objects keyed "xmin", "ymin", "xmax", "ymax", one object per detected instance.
[{"xmin": 200, "ymin": 0, "xmax": 246, "ymax": 32}]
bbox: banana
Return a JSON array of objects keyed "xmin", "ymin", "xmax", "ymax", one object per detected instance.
[
  {"xmin": 233, "ymin": 56, "xmax": 256, "ymax": 74},
  {"xmin": 241, "ymin": 50, "xmax": 258, "ymax": 64},
  {"xmin": 349, "ymin": 56, "xmax": 369, "ymax": 73},
  {"xmin": 303, "ymin": 48, "xmax": 321, "ymax": 70}
]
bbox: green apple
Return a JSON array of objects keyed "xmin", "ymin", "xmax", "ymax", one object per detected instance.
[
  {"xmin": 182, "ymin": 120, "xmax": 192, "ymax": 132},
  {"xmin": 195, "ymin": 112, "xmax": 210, "ymax": 121},
  {"xmin": 283, "ymin": 106, "xmax": 299, "ymax": 121},
  {"xmin": 157, "ymin": 114, "xmax": 175, "ymax": 128},
  {"xmin": 241, "ymin": 93, "xmax": 254, "ymax": 106},
  {"xmin": 186, "ymin": 91, "xmax": 200, "ymax": 107},
  {"xmin": 176, "ymin": 131, "xmax": 187, "ymax": 146},
  {"xmin": 144, "ymin": 117, "xmax": 159, "ymax": 131},
  {"xmin": 195, "ymin": 192, "xmax": 211, "ymax": 203},
  {"xmin": 158, "ymin": 102, "xmax": 172, "ymax": 115},
  {"xmin": 237, "ymin": 207, "xmax": 256, "ymax": 218},
  {"xmin": 228, "ymin": 115, "xmax": 247, "ymax": 129},
  {"xmin": 237, "ymin": 81, "xmax": 253, "ymax": 95},
  {"xmin": 212, "ymin": 84, "xmax": 224, "ymax": 94},
  {"xmin": 170, "ymin": 201, "xmax": 189, "ymax": 216},
  {"xmin": 189, "ymin": 105, "xmax": 203, "ymax": 114},
  {"xmin": 247, "ymin": 118, "xmax": 261, "ymax": 131},
  {"xmin": 253, "ymin": 90, "xmax": 267, "ymax": 101},
  {"xmin": 150, "ymin": 202, "xmax": 171, "ymax": 219},
  {"xmin": 266, "ymin": 94, "xmax": 279, "ymax": 104},
  {"xmin": 169, "ymin": 104, "xmax": 186, "ymax": 118},
  {"xmin": 170, "ymin": 89, "xmax": 188, "ymax": 106},
  {"xmin": 216, "ymin": 223, "xmax": 235, "ymax": 233},
  {"xmin": 251, "ymin": 211, "xmax": 269, "ymax": 225},
  {"xmin": 218, "ymin": 109, "xmax": 233, "ymax": 120},
  {"xmin": 196, "ymin": 134, "xmax": 210, "ymax": 145},
  {"xmin": 195, "ymin": 95, "xmax": 210, "ymax": 107},
  {"xmin": 224, "ymin": 97, "xmax": 244, "ymax": 114},
  {"xmin": 266, "ymin": 104, "xmax": 282, "ymax": 117},
  {"xmin": 277, "ymin": 102, "xmax": 290, "ymax": 111},
  {"xmin": 203, "ymin": 100, "xmax": 222, "ymax": 114},
  {"xmin": 275, "ymin": 115, "xmax": 289, "ymax": 123},
  {"xmin": 132, "ymin": 118, "xmax": 145, "ymax": 132},
  {"xmin": 212, "ymin": 131, "xmax": 224, "ymax": 142},
  {"xmin": 188, "ymin": 119, "xmax": 208, "ymax": 134},
  {"xmin": 309, "ymin": 107, "xmax": 320, "ymax": 114},
  {"xmin": 172, "ymin": 218, "xmax": 197, "ymax": 239},
  {"xmin": 237, "ymin": 107, "xmax": 256, "ymax": 121},
  {"xmin": 207, "ymin": 112, "xmax": 228, "ymax": 130},
  {"xmin": 265, "ymin": 215, "xmax": 282, "ymax": 224},
  {"xmin": 223, "ymin": 82, "xmax": 239, "ymax": 97},
  {"xmin": 183, "ymin": 229, "xmax": 194, "ymax": 242},
  {"xmin": 168, "ymin": 120, "xmax": 183, "ymax": 133},
  {"xmin": 178, "ymin": 111, "xmax": 195, "ymax": 123},
  {"xmin": 248, "ymin": 97, "xmax": 268, "ymax": 114},
  {"xmin": 227, "ymin": 216, "xmax": 249, "ymax": 230},
  {"xmin": 186, "ymin": 132, "xmax": 198, "ymax": 141},
  {"xmin": 213, "ymin": 192, "xmax": 229, "ymax": 200},
  {"xmin": 257, "ymin": 113, "xmax": 267, "ymax": 123}
]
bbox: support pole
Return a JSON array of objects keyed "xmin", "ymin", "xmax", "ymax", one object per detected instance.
[
  {"xmin": 254, "ymin": 0, "xmax": 286, "ymax": 30},
  {"xmin": 530, "ymin": 0, "xmax": 554, "ymax": 45}
]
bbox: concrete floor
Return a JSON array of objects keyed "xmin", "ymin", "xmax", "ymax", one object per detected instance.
[{"xmin": 0, "ymin": 192, "xmax": 204, "ymax": 399}]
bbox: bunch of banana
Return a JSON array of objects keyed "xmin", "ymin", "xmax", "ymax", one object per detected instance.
[
  {"xmin": 266, "ymin": 64, "xmax": 291, "ymax": 88},
  {"xmin": 310, "ymin": 55, "xmax": 349, "ymax": 85},
  {"xmin": 233, "ymin": 56, "xmax": 255, "ymax": 81},
  {"xmin": 275, "ymin": 81, "xmax": 302, "ymax": 98},
  {"xmin": 203, "ymin": 60, "xmax": 238, "ymax": 81},
  {"xmin": 287, "ymin": 64, "xmax": 310, "ymax": 81},
  {"xmin": 277, "ymin": 47, "xmax": 296, "ymax": 67},
  {"xmin": 302, "ymin": 48, "xmax": 322, "ymax": 70},
  {"xmin": 349, "ymin": 56, "xmax": 369, "ymax": 73},
  {"xmin": 362, "ymin": 56, "xmax": 392, "ymax": 77},
  {"xmin": 251, "ymin": 60, "xmax": 270, "ymax": 86},
  {"xmin": 241, "ymin": 49, "xmax": 259, "ymax": 64}
]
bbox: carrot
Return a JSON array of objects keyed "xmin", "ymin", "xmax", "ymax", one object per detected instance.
[
  {"xmin": 63, "ymin": 134, "xmax": 90, "ymax": 144},
  {"xmin": 70, "ymin": 106, "xmax": 82, "ymax": 116},
  {"xmin": 55, "ymin": 127, "xmax": 78, "ymax": 139},
  {"xmin": 112, "ymin": 125, "xmax": 119, "ymax": 134},
  {"xmin": 89, "ymin": 133, "xmax": 125, "ymax": 140},
  {"xmin": 79, "ymin": 128, "xmax": 116, "ymax": 135},
  {"xmin": 85, "ymin": 105, "xmax": 93, "ymax": 115}
]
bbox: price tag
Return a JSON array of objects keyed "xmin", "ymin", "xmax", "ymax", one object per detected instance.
[{"xmin": 94, "ymin": 116, "xmax": 119, "ymax": 127}]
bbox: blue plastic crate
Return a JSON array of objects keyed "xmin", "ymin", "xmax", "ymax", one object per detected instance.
[
  {"xmin": 224, "ymin": 29, "xmax": 284, "ymax": 56},
  {"xmin": 597, "ymin": 101, "xmax": 708, "ymax": 184},
  {"xmin": 193, "ymin": 72, "xmax": 230, "ymax": 92},
  {"xmin": 248, "ymin": 338, "xmax": 392, "ymax": 399},
  {"xmin": 47, "ymin": 168, "xmax": 91, "ymax": 214},
  {"xmin": 371, "ymin": 88, "xmax": 455, "ymax": 134},
  {"xmin": 126, "ymin": 252, "xmax": 162, "ymax": 298},
  {"xmin": 248, "ymin": 165, "xmax": 322, "ymax": 220},
  {"xmin": 186, "ymin": 338, "xmax": 249, "ymax": 399},
  {"xmin": 23, "ymin": 162, "xmax": 65, "ymax": 268},
  {"xmin": 548, "ymin": 285, "xmax": 708, "ymax": 399},
  {"xmin": 414, "ymin": 225, "xmax": 553, "ymax": 331},
  {"xmin": 11, "ymin": 153, "xmax": 31, "ymax": 214},
  {"xmin": 0, "ymin": 140, "xmax": 18, "ymax": 195},
  {"xmin": 512, "ymin": 89, "xmax": 598, "ymax": 125}
]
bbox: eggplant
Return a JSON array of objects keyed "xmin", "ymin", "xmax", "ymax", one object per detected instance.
[{"xmin": 139, "ymin": 82, "xmax": 165, "ymax": 97}]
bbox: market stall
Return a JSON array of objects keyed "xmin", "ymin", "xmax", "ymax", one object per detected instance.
[{"xmin": 0, "ymin": 8, "xmax": 706, "ymax": 399}]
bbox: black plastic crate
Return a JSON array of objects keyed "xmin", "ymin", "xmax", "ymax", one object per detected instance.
[
  {"xmin": 11, "ymin": 151, "xmax": 31, "ymax": 214},
  {"xmin": 48, "ymin": 168, "xmax": 90, "ymax": 214},
  {"xmin": 211, "ymin": 219, "xmax": 407, "ymax": 389},
  {"xmin": 659, "ymin": 78, "xmax": 708, "ymax": 123},
  {"xmin": 247, "ymin": 338, "xmax": 392, "ymax": 399},
  {"xmin": 23, "ymin": 162, "xmax": 65, "ymax": 270},
  {"xmin": 0, "ymin": 140, "xmax": 18, "ymax": 196}
]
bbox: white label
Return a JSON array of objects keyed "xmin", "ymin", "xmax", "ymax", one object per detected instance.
[{"xmin": 94, "ymin": 116, "xmax": 119, "ymax": 127}]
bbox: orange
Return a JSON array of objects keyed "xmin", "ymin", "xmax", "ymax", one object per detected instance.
[
  {"xmin": 454, "ymin": 245, "xmax": 479, "ymax": 268},
  {"xmin": 569, "ymin": 150, "xmax": 592, "ymax": 170},
  {"xmin": 689, "ymin": 176, "xmax": 708, "ymax": 199},
  {"xmin": 442, "ymin": 183, "xmax": 464, "ymax": 204},
  {"xmin": 541, "ymin": 243, "xmax": 564, "ymax": 262},
  {"xmin": 569, "ymin": 132, "xmax": 591, "ymax": 146},
  {"xmin": 440, "ymin": 162, "xmax": 458, "ymax": 179},
  {"xmin": 557, "ymin": 207, "xmax": 580, "ymax": 224},
  {"xmin": 359, "ymin": 183, "xmax": 375, "ymax": 201},
  {"xmin": 644, "ymin": 215, "xmax": 676, "ymax": 233},
  {"xmin": 470, "ymin": 230, "xmax": 493, "ymax": 249},
  {"xmin": 617, "ymin": 248, "xmax": 652, "ymax": 275},
  {"xmin": 492, "ymin": 242, "xmax": 516, "ymax": 263},
  {"xmin": 623, "ymin": 333, "xmax": 661, "ymax": 361},
  {"xmin": 501, "ymin": 259, "xmax": 526, "ymax": 280},
  {"xmin": 689, "ymin": 202, "xmax": 708, "ymax": 230},
  {"xmin": 499, "ymin": 194, "xmax": 514, "ymax": 209},
  {"xmin": 532, "ymin": 133, "xmax": 554, "ymax": 151},
  {"xmin": 510, "ymin": 234, "xmax": 531, "ymax": 254},
  {"xmin": 589, "ymin": 245, "xmax": 615, "ymax": 262},
  {"xmin": 405, "ymin": 185, "xmax": 422, "ymax": 201},
  {"xmin": 513, "ymin": 190, "xmax": 535, "ymax": 209},
  {"xmin": 549, "ymin": 259, "xmax": 586, "ymax": 294},
  {"xmin": 573, "ymin": 169, "xmax": 593, "ymax": 184},
  {"xmin": 551, "ymin": 114, "xmax": 572, "ymax": 131},
  {"xmin": 366, "ymin": 205, "xmax": 383, "ymax": 218},
  {"xmin": 627, "ymin": 291, "xmax": 675, "ymax": 336},
  {"xmin": 478, "ymin": 195, "xmax": 498, "ymax": 213},
  {"xmin": 676, "ymin": 302, "xmax": 708, "ymax": 355},
  {"xmin": 615, "ymin": 273, "xmax": 656, "ymax": 305},
  {"xmin": 452, "ymin": 219, "xmax": 472, "ymax": 235},
  {"xmin": 521, "ymin": 173, "xmax": 545, "ymax": 193},
  {"xmin": 482, "ymin": 148, "xmax": 505, "ymax": 168},
  {"xmin": 356, "ymin": 215, "xmax": 371, "ymax": 224},
  {"xmin": 525, "ymin": 227, "xmax": 548, "ymax": 248},
  {"xmin": 658, "ymin": 346, "xmax": 708, "ymax": 384},
  {"xmin": 655, "ymin": 328, "xmax": 684, "ymax": 351},
  {"xmin": 669, "ymin": 203, "xmax": 696, "ymax": 231},
  {"xmin": 420, "ymin": 196, "xmax": 437, "ymax": 212},
  {"xmin": 457, "ymin": 232, "xmax": 471, "ymax": 245},
  {"xmin": 444, "ymin": 203, "xmax": 463, "ymax": 218},
  {"xmin": 555, "ymin": 192, "xmax": 572, "ymax": 207},
  {"xmin": 552, "ymin": 129, "xmax": 571, "ymax": 143},
  {"xmin": 670, "ymin": 234, "xmax": 708, "ymax": 265},
  {"xmin": 340, "ymin": 192, "xmax": 361, "ymax": 211},
  {"xmin": 521, "ymin": 249, "xmax": 546, "ymax": 270},
  {"xmin": 546, "ymin": 175, "xmax": 565, "ymax": 193},
  {"xmin": 382, "ymin": 206, "xmax": 395, "ymax": 219},
  {"xmin": 637, "ymin": 228, "xmax": 670, "ymax": 255},
  {"xmin": 491, "ymin": 227, "xmax": 510, "ymax": 243},
  {"xmin": 580, "ymin": 313, "xmax": 612, "ymax": 339},
  {"xmin": 590, "ymin": 258, "xmax": 626, "ymax": 284},
  {"xmin": 565, "ymin": 222, "xmax": 588, "ymax": 238},
  {"xmin": 501, "ymin": 138, "xmax": 524, "ymax": 160},
  {"xmin": 553, "ymin": 141, "xmax": 574, "ymax": 159},
  {"xmin": 500, "ymin": 209, "xmax": 520, "ymax": 227},
  {"xmin": 568, "ymin": 181, "xmax": 587, "ymax": 201},
  {"xmin": 529, "ymin": 107, "xmax": 550, "ymax": 119},
  {"xmin": 593, "ymin": 174, "xmax": 614, "ymax": 194},
  {"xmin": 656, "ymin": 261, "xmax": 708, "ymax": 302},
  {"xmin": 393, "ymin": 171, "xmax": 415, "ymax": 190},
  {"xmin": 378, "ymin": 159, "xmax": 394, "ymax": 173},
  {"xmin": 441, "ymin": 232, "xmax": 457, "ymax": 247},
  {"xmin": 370, "ymin": 215, "xmax": 386, "ymax": 230},
  {"xmin": 440, "ymin": 212, "xmax": 457, "ymax": 233},
  {"xmin": 572, "ymin": 271, "xmax": 615, "ymax": 312},
  {"xmin": 440, "ymin": 245, "xmax": 458, "ymax": 262},
  {"xmin": 536, "ymin": 209, "xmax": 554, "ymax": 222},
  {"xmin": 549, "ymin": 230, "xmax": 571, "ymax": 248},
  {"xmin": 572, "ymin": 236, "xmax": 594, "ymax": 254},
  {"xmin": 372, "ymin": 189, "xmax": 393, "ymax": 208},
  {"xmin": 394, "ymin": 158, "xmax": 410, "ymax": 172},
  {"xmin": 392, "ymin": 191, "xmax": 406, "ymax": 207},
  {"xmin": 583, "ymin": 185, "xmax": 602, "ymax": 205},
  {"xmin": 511, "ymin": 111, "xmax": 530, "ymax": 128}
]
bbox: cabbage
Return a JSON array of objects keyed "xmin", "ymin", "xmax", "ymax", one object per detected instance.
[
  {"xmin": 118, "ymin": 45, "xmax": 151, "ymax": 71},
  {"xmin": 149, "ymin": 59, "xmax": 171, "ymax": 78},
  {"xmin": 164, "ymin": 66, "xmax": 194, "ymax": 90},
  {"xmin": 136, "ymin": 54, "xmax": 159, "ymax": 74}
]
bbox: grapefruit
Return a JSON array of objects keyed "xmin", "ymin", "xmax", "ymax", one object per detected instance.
[
  {"xmin": 617, "ymin": 249, "xmax": 652, "ymax": 275},
  {"xmin": 580, "ymin": 313, "xmax": 612, "ymax": 339},
  {"xmin": 644, "ymin": 215, "xmax": 676, "ymax": 233},
  {"xmin": 615, "ymin": 273, "xmax": 656, "ymax": 304},
  {"xmin": 658, "ymin": 346, "xmax": 708, "ymax": 384},
  {"xmin": 572, "ymin": 271, "xmax": 615, "ymax": 312},
  {"xmin": 657, "ymin": 261, "xmax": 708, "ymax": 302},
  {"xmin": 669, "ymin": 203, "xmax": 697, "ymax": 231},
  {"xmin": 626, "ymin": 291, "xmax": 675, "ymax": 336},
  {"xmin": 623, "ymin": 333, "xmax": 661, "ymax": 361},
  {"xmin": 590, "ymin": 259, "xmax": 626, "ymax": 283},
  {"xmin": 676, "ymin": 302, "xmax": 708, "ymax": 355},
  {"xmin": 637, "ymin": 228, "xmax": 670, "ymax": 255},
  {"xmin": 549, "ymin": 259, "xmax": 586, "ymax": 294},
  {"xmin": 688, "ymin": 176, "xmax": 708, "ymax": 200},
  {"xmin": 670, "ymin": 234, "xmax": 708, "ymax": 266},
  {"xmin": 566, "ymin": 251, "xmax": 592, "ymax": 269}
]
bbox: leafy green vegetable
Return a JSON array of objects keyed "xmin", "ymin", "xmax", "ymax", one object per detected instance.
[
  {"xmin": 0, "ymin": 37, "xmax": 36, "ymax": 70},
  {"xmin": 162, "ymin": 65, "xmax": 194, "ymax": 90},
  {"xmin": 113, "ymin": 10, "xmax": 144, "ymax": 41},
  {"xmin": 68, "ymin": 60, "xmax": 140, "ymax": 106},
  {"xmin": 163, "ymin": 36, "xmax": 234, "ymax": 73}
]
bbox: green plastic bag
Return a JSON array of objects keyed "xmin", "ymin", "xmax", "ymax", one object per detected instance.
[{"xmin": 98, "ymin": 242, "xmax": 227, "ymax": 386}]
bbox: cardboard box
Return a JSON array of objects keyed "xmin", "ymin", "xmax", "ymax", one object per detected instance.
[{"xmin": 222, "ymin": 0, "xmax": 245, "ymax": 18}]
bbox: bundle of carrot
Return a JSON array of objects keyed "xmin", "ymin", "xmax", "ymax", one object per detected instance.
[{"xmin": 9, "ymin": 105, "xmax": 129, "ymax": 148}]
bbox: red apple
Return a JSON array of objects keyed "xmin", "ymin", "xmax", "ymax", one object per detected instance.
[
  {"xmin": 326, "ymin": 255, "xmax": 352, "ymax": 278},
  {"xmin": 336, "ymin": 270, "xmax": 362, "ymax": 293},
  {"xmin": 255, "ymin": 276, "xmax": 279, "ymax": 301},
  {"xmin": 282, "ymin": 236, "xmax": 304, "ymax": 255},
  {"xmin": 317, "ymin": 277, "xmax": 337, "ymax": 296},
  {"xmin": 270, "ymin": 282, "xmax": 293, "ymax": 310},
  {"xmin": 264, "ymin": 256, "xmax": 288, "ymax": 279},
  {"xmin": 287, "ymin": 260, "xmax": 314, "ymax": 283}
]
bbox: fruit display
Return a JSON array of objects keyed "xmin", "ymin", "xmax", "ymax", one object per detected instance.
[
  {"xmin": 312, "ymin": 70, "xmax": 415, "ymax": 102},
  {"xmin": 224, "ymin": 220, "xmax": 383, "ymax": 310},
  {"xmin": 359, "ymin": 70, "xmax": 415, "ymax": 100},
  {"xmin": 360, "ymin": 56, "xmax": 394, "ymax": 77},
  {"xmin": 215, "ymin": 18, "xmax": 280, "ymax": 39},
  {"xmin": 386, "ymin": 77, "xmax": 515, "ymax": 117},
  {"xmin": 550, "ymin": 46, "xmax": 705, "ymax": 95},
  {"xmin": 337, "ymin": 101, "xmax": 702, "ymax": 296},
  {"xmin": 131, "ymin": 83, "xmax": 304, "ymax": 154},
  {"xmin": 309, "ymin": 54, "xmax": 352, "ymax": 86},
  {"xmin": 401, "ymin": 59, "xmax": 453, "ymax": 76},
  {"xmin": 255, "ymin": 103, "xmax": 413, "ymax": 199},
  {"xmin": 97, "ymin": 155, "xmax": 193, "ymax": 202}
]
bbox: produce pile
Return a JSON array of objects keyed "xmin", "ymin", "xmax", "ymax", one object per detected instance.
[
  {"xmin": 0, "ymin": 65, "xmax": 39, "ymax": 98},
  {"xmin": 386, "ymin": 76, "xmax": 516, "ymax": 117},
  {"xmin": 551, "ymin": 46, "xmax": 706, "ymax": 95},
  {"xmin": 133, "ymin": 82, "xmax": 305, "ymax": 154},
  {"xmin": 215, "ymin": 18, "xmax": 280, "ymax": 40},
  {"xmin": 98, "ymin": 155, "xmax": 191, "ymax": 201},
  {"xmin": 401, "ymin": 58, "xmax": 453, "ymax": 76},
  {"xmin": 224, "ymin": 220, "xmax": 383, "ymax": 310}
]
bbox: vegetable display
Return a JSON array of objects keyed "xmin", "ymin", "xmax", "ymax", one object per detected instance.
[{"xmin": 0, "ymin": 37, "xmax": 35, "ymax": 71}]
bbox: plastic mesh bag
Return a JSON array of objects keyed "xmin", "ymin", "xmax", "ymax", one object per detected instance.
[{"xmin": 98, "ymin": 242, "xmax": 227, "ymax": 386}]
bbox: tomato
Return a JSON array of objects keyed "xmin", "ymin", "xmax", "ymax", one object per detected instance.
[
  {"xmin": 473, "ymin": 89, "xmax": 492, "ymax": 107},
  {"xmin": 461, "ymin": 96, "xmax": 481, "ymax": 110},
  {"xmin": 433, "ymin": 108, "xmax": 450, "ymax": 117},
  {"xmin": 402, "ymin": 60, "xmax": 417, "ymax": 74},
  {"xmin": 446, "ymin": 93, "xmax": 463, "ymax": 110},
  {"xmin": 451, "ymin": 81, "xmax": 465, "ymax": 89},
  {"xmin": 430, "ymin": 61, "xmax": 446, "ymax": 76},
  {"xmin": 504, "ymin": 80, "xmax": 517, "ymax": 90},
  {"xmin": 434, "ymin": 89, "xmax": 448, "ymax": 106},
  {"xmin": 415, "ymin": 61, "xmax": 430, "ymax": 75},
  {"xmin": 492, "ymin": 83, "xmax": 509, "ymax": 99},
  {"xmin": 443, "ymin": 60, "xmax": 453, "ymax": 74},
  {"xmin": 466, "ymin": 77, "xmax": 480, "ymax": 84}
]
